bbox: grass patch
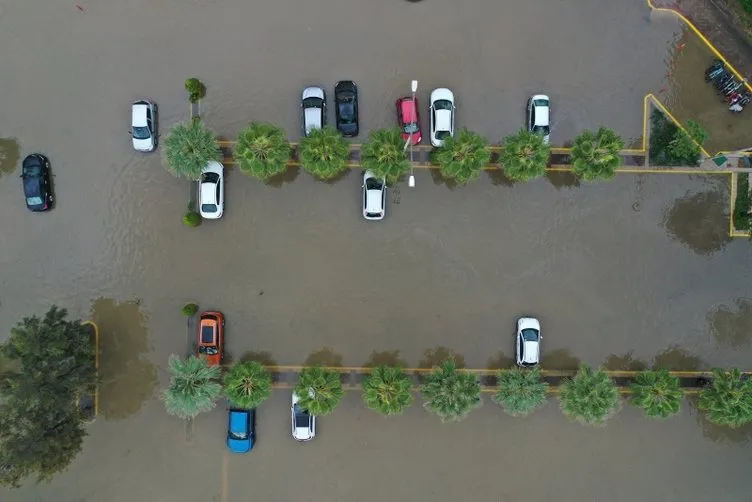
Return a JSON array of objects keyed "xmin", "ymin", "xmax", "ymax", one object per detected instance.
[{"xmin": 734, "ymin": 173, "xmax": 752, "ymax": 232}]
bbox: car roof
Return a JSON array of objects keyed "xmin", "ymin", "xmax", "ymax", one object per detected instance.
[
  {"xmin": 200, "ymin": 183, "xmax": 217, "ymax": 205},
  {"xmin": 304, "ymin": 107, "xmax": 322, "ymax": 129},
  {"xmin": 365, "ymin": 188, "xmax": 383, "ymax": 213},
  {"xmin": 399, "ymin": 98, "xmax": 418, "ymax": 121},
  {"xmin": 533, "ymin": 106, "xmax": 549, "ymax": 126},
  {"xmin": 435, "ymin": 109, "xmax": 452, "ymax": 131},
  {"xmin": 132, "ymin": 103, "xmax": 148, "ymax": 127},
  {"xmin": 522, "ymin": 341, "xmax": 540, "ymax": 363},
  {"xmin": 229, "ymin": 409, "xmax": 249, "ymax": 431}
]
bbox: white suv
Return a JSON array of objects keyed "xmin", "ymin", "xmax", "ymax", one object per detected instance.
[
  {"xmin": 291, "ymin": 392, "xmax": 316, "ymax": 441},
  {"xmin": 429, "ymin": 88, "xmax": 455, "ymax": 147},
  {"xmin": 131, "ymin": 100, "xmax": 157, "ymax": 152},
  {"xmin": 199, "ymin": 161, "xmax": 224, "ymax": 219},
  {"xmin": 362, "ymin": 171, "xmax": 386, "ymax": 220},
  {"xmin": 516, "ymin": 317, "xmax": 541, "ymax": 367},
  {"xmin": 527, "ymin": 95, "xmax": 551, "ymax": 144}
]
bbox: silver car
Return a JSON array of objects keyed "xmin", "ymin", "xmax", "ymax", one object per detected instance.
[
  {"xmin": 301, "ymin": 86, "xmax": 326, "ymax": 137},
  {"xmin": 527, "ymin": 95, "xmax": 551, "ymax": 145},
  {"xmin": 516, "ymin": 317, "xmax": 541, "ymax": 367}
]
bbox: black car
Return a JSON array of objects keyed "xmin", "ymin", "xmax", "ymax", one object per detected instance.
[
  {"xmin": 334, "ymin": 81, "xmax": 359, "ymax": 137},
  {"xmin": 21, "ymin": 154, "xmax": 53, "ymax": 212}
]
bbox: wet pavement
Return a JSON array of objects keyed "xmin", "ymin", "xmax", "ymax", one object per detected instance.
[{"xmin": 1, "ymin": 0, "xmax": 752, "ymax": 500}]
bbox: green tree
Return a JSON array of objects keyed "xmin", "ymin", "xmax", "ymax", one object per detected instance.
[
  {"xmin": 162, "ymin": 120, "xmax": 221, "ymax": 180},
  {"xmin": 629, "ymin": 369, "xmax": 683, "ymax": 419},
  {"xmin": 421, "ymin": 360, "xmax": 481, "ymax": 422},
  {"xmin": 698, "ymin": 368, "xmax": 752, "ymax": 428},
  {"xmin": 185, "ymin": 78, "xmax": 206, "ymax": 103},
  {"xmin": 570, "ymin": 127, "xmax": 624, "ymax": 181},
  {"xmin": 161, "ymin": 355, "xmax": 222, "ymax": 420},
  {"xmin": 223, "ymin": 361, "xmax": 272, "ymax": 409},
  {"xmin": 0, "ymin": 306, "xmax": 95, "ymax": 487},
  {"xmin": 559, "ymin": 365, "xmax": 621, "ymax": 426},
  {"xmin": 234, "ymin": 122, "xmax": 291, "ymax": 180},
  {"xmin": 494, "ymin": 367, "xmax": 549, "ymax": 417},
  {"xmin": 362, "ymin": 366, "xmax": 414, "ymax": 416},
  {"xmin": 433, "ymin": 128, "xmax": 491, "ymax": 185},
  {"xmin": 293, "ymin": 366, "xmax": 344, "ymax": 416},
  {"xmin": 500, "ymin": 129, "xmax": 551, "ymax": 181},
  {"xmin": 299, "ymin": 126, "xmax": 350, "ymax": 180},
  {"xmin": 667, "ymin": 120, "xmax": 707, "ymax": 166},
  {"xmin": 360, "ymin": 128, "xmax": 410, "ymax": 184}
]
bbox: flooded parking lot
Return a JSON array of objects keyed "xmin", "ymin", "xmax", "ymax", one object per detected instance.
[{"xmin": 1, "ymin": 0, "xmax": 751, "ymax": 500}]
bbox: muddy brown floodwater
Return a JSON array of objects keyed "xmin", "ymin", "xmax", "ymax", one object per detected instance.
[{"xmin": 1, "ymin": 0, "xmax": 752, "ymax": 500}]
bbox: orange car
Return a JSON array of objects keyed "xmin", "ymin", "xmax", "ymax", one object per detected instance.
[{"xmin": 197, "ymin": 311, "xmax": 224, "ymax": 365}]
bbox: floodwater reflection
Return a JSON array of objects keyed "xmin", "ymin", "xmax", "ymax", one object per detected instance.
[
  {"xmin": 0, "ymin": 138, "xmax": 20, "ymax": 176},
  {"xmin": 603, "ymin": 351, "xmax": 648, "ymax": 371},
  {"xmin": 91, "ymin": 298, "xmax": 157, "ymax": 420},
  {"xmin": 652, "ymin": 345, "xmax": 704, "ymax": 370},
  {"xmin": 708, "ymin": 298, "xmax": 752, "ymax": 347},
  {"xmin": 663, "ymin": 184, "xmax": 731, "ymax": 256}
]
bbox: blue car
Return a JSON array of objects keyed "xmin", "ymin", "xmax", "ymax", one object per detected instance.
[{"xmin": 227, "ymin": 408, "xmax": 255, "ymax": 453}]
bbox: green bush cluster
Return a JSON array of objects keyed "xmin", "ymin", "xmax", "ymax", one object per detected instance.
[
  {"xmin": 185, "ymin": 78, "xmax": 206, "ymax": 103},
  {"xmin": 182, "ymin": 211, "xmax": 201, "ymax": 227},
  {"xmin": 649, "ymin": 110, "xmax": 707, "ymax": 166},
  {"xmin": 733, "ymin": 173, "xmax": 751, "ymax": 232},
  {"xmin": 740, "ymin": 0, "xmax": 752, "ymax": 14},
  {"xmin": 181, "ymin": 303, "xmax": 199, "ymax": 316}
]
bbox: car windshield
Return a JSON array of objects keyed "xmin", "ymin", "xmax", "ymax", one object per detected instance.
[
  {"xmin": 532, "ymin": 125, "xmax": 550, "ymax": 135},
  {"xmin": 403, "ymin": 123, "xmax": 419, "ymax": 134},
  {"xmin": 521, "ymin": 328, "xmax": 539, "ymax": 342},
  {"xmin": 132, "ymin": 126, "xmax": 151, "ymax": 140},
  {"xmin": 436, "ymin": 130, "xmax": 450, "ymax": 140},
  {"xmin": 26, "ymin": 196, "xmax": 43, "ymax": 206},
  {"xmin": 201, "ymin": 203, "xmax": 217, "ymax": 213},
  {"xmin": 365, "ymin": 178, "xmax": 383, "ymax": 190},
  {"xmin": 24, "ymin": 166, "xmax": 41, "ymax": 176},
  {"xmin": 302, "ymin": 97, "xmax": 322, "ymax": 108},
  {"xmin": 229, "ymin": 430, "xmax": 248, "ymax": 440},
  {"xmin": 533, "ymin": 99, "xmax": 549, "ymax": 107},
  {"xmin": 202, "ymin": 172, "xmax": 219, "ymax": 183},
  {"xmin": 433, "ymin": 99, "xmax": 453, "ymax": 110}
]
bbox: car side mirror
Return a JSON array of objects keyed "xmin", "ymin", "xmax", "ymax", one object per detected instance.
[{"xmin": 128, "ymin": 129, "xmax": 132, "ymax": 135}]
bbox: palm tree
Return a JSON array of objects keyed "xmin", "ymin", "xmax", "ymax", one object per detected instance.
[
  {"xmin": 293, "ymin": 366, "xmax": 344, "ymax": 416},
  {"xmin": 223, "ymin": 361, "xmax": 272, "ymax": 409},
  {"xmin": 494, "ymin": 367, "xmax": 549, "ymax": 417},
  {"xmin": 162, "ymin": 120, "xmax": 221, "ymax": 180},
  {"xmin": 362, "ymin": 366, "xmax": 414, "ymax": 416},
  {"xmin": 299, "ymin": 126, "xmax": 350, "ymax": 180},
  {"xmin": 629, "ymin": 369, "xmax": 683, "ymax": 419},
  {"xmin": 161, "ymin": 355, "xmax": 222, "ymax": 419},
  {"xmin": 234, "ymin": 122, "xmax": 291, "ymax": 180},
  {"xmin": 570, "ymin": 127, "xmax": 624, "ymax": 181},
  {"xmin": 558, "ymin": 365, "xmax": 621, "ymax": 426},
  {"xmin": 360, "ymin": 128, "xmax": 410, "ymax": 184},
  {"xmin": 420, "ymin": 359, "xmax": 481, "ymax": 422},
  {"xmin": 433, "ymin": 128, "xmax": 491, "ymax": 185},
  {"xmin": 500, "ymin": 129, "xmax": 551, "ymax": 181},
  {"xmin": 698, "ymin": 368, "xmax": 752, "ymax": 427}
]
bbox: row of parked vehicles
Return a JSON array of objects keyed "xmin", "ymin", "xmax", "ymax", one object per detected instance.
[{"xmin": 197, "ymin": 310, "xmax": 542, "ymax": 453}]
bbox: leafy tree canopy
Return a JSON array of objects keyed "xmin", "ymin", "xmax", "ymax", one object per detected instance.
[
  {"xmin": 500, "ymin": 129, "xmax": 551, "ymax": 181},
  {"xmin": 434, "ymin": 128, "xmax": 491, "ymax": 185},
  {"xmin": 421, "ymin": 359, "xmax": 481, "ymax": 422},
  {"xmin": 161, "ymin": 355, "xmax": 222, "ymax": 420},
  {"xmin": 299, "ymin": 126, "xmax": 350, "ymax": 180},
  {"xmin": 234, "ymin": 122, "xmax": 291, "ymax": 180},
  {"xmin": 629, "ymin": 369, "xmax": 682, "ymax": 419},
  {"xmin": 362, "ymin": 366, "xmax": 414, "ymax": 416},
  {"xmin": 294, "ymin": 366, "xmax": 344, "ymax": 416},
  {"xmin": 570, "ymin": 127, "xmax": 624, "ymax": 181},
  {"xmin": 224, "ymin": 361, "xmax": 272, "ymax": 409},
  {"xmin": 698, "ymin": 368, "xmax": 752, "ymax": 428},
  {"xmin": 494, "ymin": 367, "xmax": 549, "ymax": 417},
  {"xmin": 559, "ymin": 365, "xmax": 621, "ymax": 426},
  {"xmin": 162, "ymin": 120, "xmax": 221, "ymax": 180},
  {"xmin": 360, "ymin": 128, "xmax": 410, "ymax": 185}
]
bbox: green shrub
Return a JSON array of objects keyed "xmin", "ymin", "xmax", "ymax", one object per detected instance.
[
  {"xmin": 182, "ymin": 303, "xmax": 198, "ymax": 316},
  {"xmin": 183, "ymin": 211, "xmax": 201, "ymax": 227},
  {"xmin": 185, "ymin": 78, "xmax": 206, "ymax": 103},
  {"xmin": 741, "ymin": 0, "xmax": 752, "ymax": 14},
  {"xmin": 649, "ymin": 110, "xmax": 707, "ymax": 166},
  {"xmin": 734, "ymin": 173, "xmax": 751, "ymax": 232}
]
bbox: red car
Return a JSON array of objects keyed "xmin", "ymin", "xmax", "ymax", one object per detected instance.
[
  {"xmin": 396, "ymin": 97, "xmax": 421, "ymax": 145},
  {"xmin": 197, "ymin": 311, "xmax": 224, "ymax": 366}
]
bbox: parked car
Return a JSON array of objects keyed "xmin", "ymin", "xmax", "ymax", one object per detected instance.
[
  {"xmin": 527, "ymin": 95, "xmax": 551, "ymax": 144},
  {"xmin": 429, "ymin": 88, "xmax": 455, "ymax": 147},
  {"xmin": 197, "ymin": 311, "xmax": 224, "ymax": 365},
  {"xmin": 291, "ymin": 392, "xmax": 316, "ymax": 441},
  {"xmin": 21, "ymin": 154, "xmax": 53, "ymax": 212},
  {"xmin": 301, "ymin": 86, "xmax": 326, "ymax": 137},
  {"xmin": 227, "ymin": 408, "xmax": 255, "ymax": 453},
  {"xmin": 516, "ymin": 317, "xmax": 541, "ymax": 367},
  {"xmin": 131, "ymin": 100, "xmax": 157, "ymax": 152},
  {"xmin": 334, "ymin": 81, "xmax": 359, "ymax": 137},
  {"xmin": 396, "ymin": 96, "xmax": 422, "ymax": 145},
  {"xmin": 199, "ymin": 161, "xmax": 224, "ymax": 219},
  {"xmin": 362, "ymin": 170, "xmax": 386, "ymax": 220}
]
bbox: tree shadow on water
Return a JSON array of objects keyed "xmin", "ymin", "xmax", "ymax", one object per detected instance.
[
  {"xmin": 707, "ymin": 298, "xmax": 752, "ymax": 348},
  {"xmin": 418, "ymin": 346, "xmax": 465, "ymax": 369},
  {"xmin": 239, "ymin": 350, "xmax": 277, "ymax": 366},
  {"xmin": 363, "ymin": 350, "xmax": 408, "ymax": 368},
  {"xmin": 91, "ymin": 298, "xmax": 157, "ymax": 421},
  {"xmin": 652, "ymin": 345, "xmax": 704, "ymax": 370},
  {"xmin": 540, "ymin": 349, "xmax": 581, "ymax": 371},
  {"xmin": 486, "ymin": 351, "xmax": 514, "ymax": 371},
  {"xmin": 429, "ymin": 168, "xmax": 459, "ymax": 190},
  {"xmin": 663, "ymin": 189, "xmax": 731, "ymax": 256},
  {"xmin": 265, "ymin": 166, "xmax": 300, "ymax": 187},
  {"xmin": 304, "ymin": 347, "xmax": 343, "ymax": 367},
  {"xmin": 687, "ymin": 395, "xmax": 752, "ymax": 444},
  {"xmin": 545, "ymin": 171, "xmax": 581, "ymax": 190},
  {"xmin": 602, "ymin": 351, "xmax": 648, "ymax": 371},
  {"xmin": 486, "ymin": 168, "xmax": 518, "ymax": 187}
]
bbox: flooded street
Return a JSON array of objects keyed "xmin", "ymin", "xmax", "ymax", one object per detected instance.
[{"xmin": 1, "ymin": 0, "xmax": 751, "ymax": 500}]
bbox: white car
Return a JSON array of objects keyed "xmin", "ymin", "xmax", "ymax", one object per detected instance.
[
  {"xmin": 301, "ymin": 86, "xmax": 326, "ymax": 137},
  {"xmin": 131, "ymin": 100, "xmax": 157, "ymax": 152},
  {"xmin": 516, "ymin": 317, "xmax": 541, "ymax": 367},
  {"xmin": 429, "ymin": 88, "xmax": 455, "ymax": 147},
  {"xmin": 199, "ymin": 161, "xmax": 224, "ymax": 219},
  {"xmin": 362, "ymin": 170, "xmax": 386, "ymax": 220},
  {"xmin": 527, "ymin": 95, "xmax": 551, "ymax": 144},
  {"xmin": 291, "ymin": 392, "xmax": 316, "ymax": 441}
]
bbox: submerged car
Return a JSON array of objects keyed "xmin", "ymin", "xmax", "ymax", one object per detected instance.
[
  {"xmin": 197, "ymin": 311, "xmax": 224, "ymax": 365},
  {"xmin": 291, "ymin": 392, "xmax": 316, "ymax": 441},
  {"xmin": 516, "ymin": 317, "xmax": 541, "ymax": 367},
  {"xmin": 334, "ymin": 81, "xmax": 359, "ymax": 137},
  {"xmin": 199, "ymin": 161, "xmax": 224, "ymax": 219},
  {"xmin": 527, "ymin": 95, "xmax": 551, "ymax": 144},
  {"xmin": 429, "ymin": 88, "xmax": 455, "ymax": 147},
  {"xmin": 396, "ymin": 96, "xmax": 422, "ymax": 145},
  {"xmin": 362, "ymin": 170, "xmax": 386, "ymax": 220},
  {"xmin": 301, "ymin": 86, "xmax": 326, "ymax": 137},
  {"xmin": 227, "ymin": 408, "xmax": 255, "ymax": 453},
  {"xmin": 21, "ymin": 154, "xmax": 53, "ymax": 212},
  {"xmin": 131, "ymin": 100, "xmax": 157, "ymax": 152}
]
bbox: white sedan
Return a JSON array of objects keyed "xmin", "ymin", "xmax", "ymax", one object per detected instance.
[
  {"xmin": 516, "ymin": 317, "xmax": 541, "ymax": 367},
  {"xmin": 291, "ymin": 392, "xmax": 316, "ymax": 441},
  {"xmin": 429, "ymin": 88, "xmax": 455, "ymax": 147},
  {"xmin": 362, "ymin": 170, "xmax": 386, "ymax": 220},
  {"xmin": 301, "ymin": 86, "xmax": 326, "ymax": 137},
  {"xmin": 131, "ymin": 100, "xmax": 157, "ymax": 152},
  {"xmin": 199, "ymin": 161, "xmax": 224, "ymax": 219},
  {"xmin": 527, "ymin": 95, "xmax": 551, "ymax": 144}
]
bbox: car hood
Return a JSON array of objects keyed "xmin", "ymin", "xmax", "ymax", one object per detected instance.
[
  {"xmin": 227, "ymin": 437, "xmax": 251, "ymax": 453},
  {"xmin": 302, "ymin": 87, "xmax": 324, "ymax": 100},
  {"xmin": 132, "ymin": 104, "xmax": 148, "ymax": 127},
  {"xmin": 518, "ymin": 318, "xmax": 540, "ymax": 331},
  {"xmin": 293, "ymin": 426, "xmax": 313, "ymax": 440},
  {"xmin": 132, "ymin": 137, "xmax": 153, "ymax": 151}
]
